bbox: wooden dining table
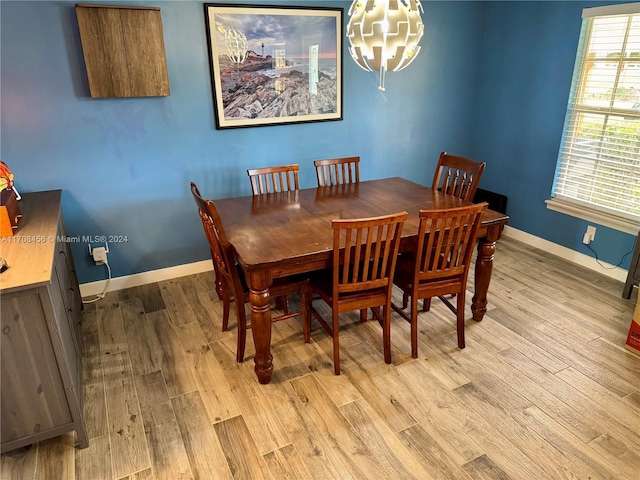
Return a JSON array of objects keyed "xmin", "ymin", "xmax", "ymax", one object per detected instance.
[{"xmin": 214, "ymin": 177, "xmax": 509, "ymax": 384}]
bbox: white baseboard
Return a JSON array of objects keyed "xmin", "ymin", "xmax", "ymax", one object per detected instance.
[
  {"xmin": 502, "ymin": 226, "xmax": 628, "ymax": 283},
  {"xmin": 79, "ymin": 260, "xmax": 214, "ymax": 298},
  {"xmin": 79, "ymin": 227, "xmax": 629, "ymax": 297}
]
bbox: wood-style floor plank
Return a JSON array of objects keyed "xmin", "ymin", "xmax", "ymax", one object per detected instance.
[
  {"xmin": 118, "ymin": 283, "xmax": 166, "ymax": 314},
  {"xmin": 188, "ymin": 348, "xmax": 241, "ymax": 424},
  {"xmin": 134, "ymin": 371, "xmax": 193, "ymax": 480},
  {"xmin": 213, "ymin": 415, "xmax": 273, "ymax": 480},
  {"xmin": 74, "ymin": 434, "xmax": 111, "ymax": 480},
  {"xmin": 287, "ymin": 373, "xmax": 388, "ymax": 479},
  {"xmin": 97, "ymin": 292, "xmax": 128, "ymax": 355},
  {"xmin": 102, "ymin": 351, "xmax": 150, "ymax": 479},
  {"xmin": 339, "ymin": 398, "xmax": 433, "ymax": 479},
  {"xmin": 462, "ymin": 454, "xmax": 512, "ymax": 480},
  {"xmin": 397, "ymin": 423, "xmax": 473, "ymax": 480},
  {"xmin": 34, "ymin": 433, "xmax": 74, "ymax": 480},
  {"xmin": 143, "ymin": 310, "xmax": 198, "ymax": 398},
  {"xmin": 81, "ymin": 332, "xmax": 107, "ymax": 439},
  {"xmin": 158, "ymin": 279, "xmax": 199, "ymax": 328},
  {"xmin": 209, "ymin": 335, "xmax": 293, "ymax": 455},
  {"xmin": 517, "ymin": 406, "xmax": 627, "ymax": 480},
  {"xmin": 263, "ymin": 379, "xmax": 356, "ymax": 480},
  {"xmin": 588, "ymin": 433, "xmax": 640, "ymax": 479},
  {"xmin": 0, "ymin": 445, "xmax": 37, "ymax": 480},
  {"xmin": 497, "ymin": 347, "xmax": 640, "ymax": 449},
  {"xmin": 335, "ymin": 341, "xmax": 418, "ymax": 433},
  {"xmin": 392, "ymin": 360, "xmax": 485, "ymax": 466},
  {"xmin": 171, "ymin": 391, "xmax": 234, "ymax": 480},
  {"xmin": 262, "ymin": 443, "xmax": 314, "ymax": 480},
  {"xmin": 174, "ymin": 276, "xmax": 221, "ymax": 344},
  {"xmin": 490, "ymin": 306, "xmax": 637, "ymax": 397},
  {"xmin": 556, "ymin": 366, "xmax": 640, "ymax": 426},
  {"xmin": 118, "ymin": 468, "xmax": 154, "ymax": 480},
  {"xmin": 81, "ymin": 302, "xmax": 99, "ymax": 337},
  {"xmin": 2, "ymin": 236, "xmax": 639, "ymax": 480},
  {"xmin": 120, "ymin": 298, "xmax": 163, "ymax": 376}
]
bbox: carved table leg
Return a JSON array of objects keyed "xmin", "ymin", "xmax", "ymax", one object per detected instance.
[
  {"xmin": 472, "ymin": 225, "xmax": 502, "ymax": 321},
  {"xmin": 248, "ymin": 271, "xmax": 274, "ymax": 384}
]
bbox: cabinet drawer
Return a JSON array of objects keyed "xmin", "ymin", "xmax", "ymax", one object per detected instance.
[
  {"xmin": 55, "ymin": 242, "xmax": 83, "ymax": 347},
  {"xmin": 50, "ymin": 267, "xmax": 81, "ymax": 399}
]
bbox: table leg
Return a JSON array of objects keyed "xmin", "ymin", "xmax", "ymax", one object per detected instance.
[
  {"xmin": 248, "ymin": 271, "xmax": 274, "ymax": 384},
  {"xmin": 471, "ymin": 225, "xmax": 502, "ymax": 321}
]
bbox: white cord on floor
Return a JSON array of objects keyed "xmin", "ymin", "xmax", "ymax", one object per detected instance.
[{"xmin": 82, "ymin": 261, "xmax": 112, "ymax": 304}]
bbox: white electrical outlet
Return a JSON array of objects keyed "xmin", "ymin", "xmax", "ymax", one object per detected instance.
[
  {"xmin": 88, "ymin": 243, "xmax": 109, "ymax": 264},
  {"xmin": 582, "ymin": 225, "xmax": 596, "ymax": 244}
]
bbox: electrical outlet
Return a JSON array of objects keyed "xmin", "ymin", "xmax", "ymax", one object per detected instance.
[
  {"xmin": 582, "ymin": 225, "xmax": 596, "ymax": 244},
  {"xmin": 88, "ymin": 243, "xmax": 109, "ymax": 264},
  {"xmin": 92, "ymin": 247, "xmax": 108, "ymax": 264}
]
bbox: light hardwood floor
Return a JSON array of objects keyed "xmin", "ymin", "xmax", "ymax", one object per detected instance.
[{"xmin": 2, "ymin": 236, "xmax": 639, "ymax": 480}]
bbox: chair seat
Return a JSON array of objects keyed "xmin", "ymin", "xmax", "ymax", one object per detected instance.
[
  {"xmin": 394, "ymin": 255, "xmax": 463, "ymax": 296},
  {"xmin": 310, "ymin": 268, "xmax": 389, "ymax": 310}
]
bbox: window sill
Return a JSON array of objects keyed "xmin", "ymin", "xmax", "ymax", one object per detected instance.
[{"xmin": 546, "ymin": 197, "xmax": 640, "ymax": 235}]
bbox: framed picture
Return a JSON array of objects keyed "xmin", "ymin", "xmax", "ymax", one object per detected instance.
[{"xmin": 204, "ymin": 3, "xmax": 343, "ymax": 129}]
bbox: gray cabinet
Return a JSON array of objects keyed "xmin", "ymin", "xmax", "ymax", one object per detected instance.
[
  {"xmin": 1, "ymin": 191, "xmax": 87, "ymax": 453},
  {"xmin": 623, "ymin": 231, "xmax": 640, "ymax": 299}
]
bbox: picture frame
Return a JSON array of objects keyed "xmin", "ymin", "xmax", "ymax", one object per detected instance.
[{"xmin": 204, "ymin": 3, "xmax": 343, "ymax": 129}]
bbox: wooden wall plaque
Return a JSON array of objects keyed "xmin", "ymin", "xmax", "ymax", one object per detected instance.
[{"xmin": 76, "ymin": 4, "xmax": 170, "ymax": 98}]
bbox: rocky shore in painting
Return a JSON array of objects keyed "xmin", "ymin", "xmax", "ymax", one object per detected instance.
[{"xmin": 217, "ymin": 55, "xmax": 337, "ymax": 119}]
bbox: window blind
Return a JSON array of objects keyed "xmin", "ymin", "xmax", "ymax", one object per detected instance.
[{"xmin": 549, "ymin": 3, "xmax": 640, "ymax": 232}]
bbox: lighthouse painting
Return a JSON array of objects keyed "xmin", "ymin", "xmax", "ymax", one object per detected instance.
[{"xmin": 205, "ymin": 4, "xmax": 343, "ymax": 129}]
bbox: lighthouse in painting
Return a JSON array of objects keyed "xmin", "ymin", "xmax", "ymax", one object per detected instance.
[{"xmin": 309, "ymin": 44, "xmax": 319, "ymax": 95}]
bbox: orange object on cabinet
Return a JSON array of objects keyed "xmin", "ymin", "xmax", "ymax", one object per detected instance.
[{"xmin": 1, "ymin": 189, "xmax": 20, "ymax": 236}]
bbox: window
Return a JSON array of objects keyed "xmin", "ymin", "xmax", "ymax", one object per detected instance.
[{"xmin": 546, "ymin": 3, "xmax": 640, "ymax": 234}]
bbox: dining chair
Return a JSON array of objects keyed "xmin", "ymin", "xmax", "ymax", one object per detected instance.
[
  {"xmin": 306, "ymin": 211, "xmax": 408, "ymax": 375},
  {"xmin": 391, "ymin": 202, "xmax": 488, "ymax": 358},
  {"xmin": 314, "ymin": 156, "xmax": 360, "ymax": 187},
  {"xmin": 247, "ymin": 164, "xmax": 299, "ymax": 195},
  {"xmin": 190, "ymin": 182, "xmax": 311, "ymax": 362},
  {"xmin": 431, "ymin": 152, "xmax": 486, "ymax": 202}
]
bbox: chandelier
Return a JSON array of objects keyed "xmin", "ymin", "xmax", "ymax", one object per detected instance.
[{"xmin": 346, "ymin": 0, "xmax": 424, "ymax": 91}]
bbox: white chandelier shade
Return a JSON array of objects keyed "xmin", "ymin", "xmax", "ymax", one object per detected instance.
[{"xmin": 347, "ymin": 0, "xmax": 424, "ymax": 91}]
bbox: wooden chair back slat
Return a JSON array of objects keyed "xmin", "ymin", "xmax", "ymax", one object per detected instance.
[
  {"xmin": 431, "ymin": 152, "xmax": 485, "ymax": 202},
  {"xmin": 314, "ymin": 157, "xmax": 360, "ymax": 187},
  {"xmin": 247, "ymin": 164, "xmax": 299, "ymax": 195},
  {"xmin": 333, "ymin": 212, "xmax": 407, "ymax": 294},
  {"xmin": 415, "ymin": 204, "xmax": 486, "ymax": 283}
]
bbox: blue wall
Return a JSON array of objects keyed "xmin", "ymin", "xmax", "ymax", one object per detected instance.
[
  {"xmin": 472, "ymin": 0, "xmax": 636, "ymax": 269},
  {"xmin": 1, "ymin": 0, "xmax": 634, "ymax": 284}
]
